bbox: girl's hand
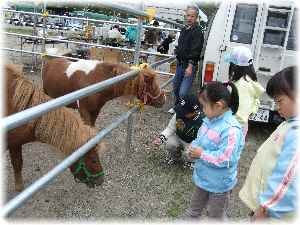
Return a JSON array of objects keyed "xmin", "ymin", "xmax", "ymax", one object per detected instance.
[
  {"xmin": 188, "ymin": 145, "xmax": 203, "ymax": 158},
  {"xmin": 152, "ymin": 137, "xmax": 163, "ymax": 146},
  {"xmin": 152, "ymin": 135, "xmax": 167, "ymax": 146},
  {"xmin": 253, "ymin": 206, "xmax": 268, "ymax": 221}
]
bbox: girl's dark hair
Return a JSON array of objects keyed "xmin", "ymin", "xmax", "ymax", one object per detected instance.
[
  {"xmin": 266, "ymin": 66, "xmax": 296, "ymax": 99},
  {"xmin": 199, "ymin": 81, "xmax": 239, "ymax": 114},
  {"xmin": 229, "ymin": 63, "xmax": 258, "ymax": 82}
]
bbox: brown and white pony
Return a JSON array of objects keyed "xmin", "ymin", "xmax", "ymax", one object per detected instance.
[
  {"xmin": 5, "ymin": 64, "xmax": 106, "ymax": 191},
  {"xmin": 42, "ymin": 58, "xmax": 165, "ymax": 126}
]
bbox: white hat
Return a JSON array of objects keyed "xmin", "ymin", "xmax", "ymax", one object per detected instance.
[{"xmin": 224, "ymin": 46, "xmax": 253, "ymax": 66}]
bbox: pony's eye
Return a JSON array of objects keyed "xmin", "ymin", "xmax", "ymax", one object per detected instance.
[{"xmin": 92, "ymin": 158, "xmax": 98, "ymax": 163}]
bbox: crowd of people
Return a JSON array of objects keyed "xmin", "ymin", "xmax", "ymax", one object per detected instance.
[{"xmin": 152, "ymin": 5, "xmax": 298, "ymax": 222}]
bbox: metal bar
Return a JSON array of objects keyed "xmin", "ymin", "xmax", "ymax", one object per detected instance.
[
  {"xmin": 2, "ymin": 63, "xmax": 175, "ymax": 217},
  {"xmin": 155, "ymin": 71, "xmax": 175, "ymax": 77},
  {"xmin": 2, "ymin": 69, "xmax": 140, "ymax": 132},
  {"xmin": 160, "ymin": 77, "xmax": 174, "ymax": 89},
  {"xmin": 2, "ymin": 106, "xmax": 139, "ymax": 218},
  {"xmin": 96, "ymin": 1, "xmax": 148, "ymax": 17},
  {"xmin": 153, "ymin": 16, "xmax": 185, "ymax": 29},
  {"xmin": 1, "ymin": 9, "xmax": 181, "ymax": 32},
  {"xmin": 90, "ymin": 1, "xmax": 183, "ymax": 28},
  {"xmin": 1, "ymin": 9, "xmax": 135, "ymax": 27},
  {"xmin": 133, "ymin": 15, "xmax": 143, "ymax": 63},
  {"xmin": 126, "ymin": 115, "xmax": 134, "ymax": 150},
  {"xmin": 2, "ymin": 47, "xmax": 80, "ymax": 61},
  {"xmin": 149, "ymin": 56, "xmax": 176, "ymax": 68},
  {"xmin": 142, "ymin": 25, "xmax": 180, "ymax": 32},
  {"xmin": 3, "ymin": 32, "xmax": 174, "ymax": 57},
  {"xmin": 128, "ymin": 1, "xmax": 144, "ymax": 152},
  {"xmin": 41, "ymin": 1, "xmax": 47, "ymax": 80}
]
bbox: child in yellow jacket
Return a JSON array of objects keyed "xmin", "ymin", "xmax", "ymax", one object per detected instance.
[{"xmin": 225, "ymin": 46, "xmax": 265, "ymax": 137}]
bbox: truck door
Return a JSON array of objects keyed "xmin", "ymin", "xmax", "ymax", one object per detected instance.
[
  {"xmin": 216, "ymin": 3, "xmax": 262, "ymax": 82},
  {"xmin": 254, "ymin": 3, "xmax": 296, "ymax": 116}
]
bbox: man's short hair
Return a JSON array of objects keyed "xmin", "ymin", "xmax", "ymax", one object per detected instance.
[{"xmin": 186, "ymin": 5, "xmax": 199, "ymax": 16}]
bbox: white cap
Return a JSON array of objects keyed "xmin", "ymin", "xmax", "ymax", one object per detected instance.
[{"xmin": 224, "ymin": 46, "xmax": 253, "ymax": 66}]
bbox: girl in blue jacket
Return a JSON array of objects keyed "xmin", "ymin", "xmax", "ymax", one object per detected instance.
[{"xmin": 185, "ymin": 81, "xmax": 245, "ymax": 220}]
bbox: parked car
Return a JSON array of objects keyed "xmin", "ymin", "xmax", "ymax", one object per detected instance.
[
  {"xmin": 24, "ymin": 20, "xmax": 35, "ymax": 27},
  {"xmin": 10, "ymin": 18, "xmax": 21, "ymax": 26},
  {"xmin": 54, "ymin": 22, "xmax": 64, "ymax": 30},
  {"xmin": 46, "ymin": 23, "xmax": 55, "ymax": 29}
]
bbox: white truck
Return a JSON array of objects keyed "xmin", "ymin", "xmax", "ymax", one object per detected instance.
[{"xmin": 201, "ymin": 0, "xmax": 297, "ymax": 123}]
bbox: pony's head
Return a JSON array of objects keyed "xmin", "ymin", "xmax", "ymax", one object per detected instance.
[
  {"xmin": 137, "ymin": 68, "xmax": 166, "ymax": 107},
  {"xmin": 69, "ymin": 142, "xmax": 106, "ymax": 188}
]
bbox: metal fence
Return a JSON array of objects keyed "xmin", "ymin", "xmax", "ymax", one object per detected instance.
[
  {"xmin": 2, "ymin": 55, "xmax": 175, "ymax": 217},
  {"xmin": 1, "ymin": 7, "xmax": 180, "ymax": 64},
  {"xmin": 2, "ymin": 2, "xmax": 179, "ymax": 217}
]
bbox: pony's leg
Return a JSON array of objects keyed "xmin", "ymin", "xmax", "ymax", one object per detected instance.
[
  {"xmin": 8, "ymin": 146, "xmax": 24, "ymax": 192},
  {"xmin": 79, "ymin": 107, "xmax": 93, "ymax": 126},
  {"xmin": 89, "ymin": 109, "xmax": 101, "ymax": 126}
]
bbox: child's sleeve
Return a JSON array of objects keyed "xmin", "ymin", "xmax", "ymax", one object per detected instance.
[
  {"xmin": 161, "ymin": 114, "xmax": 177, "ymax": 139},
  {"xmin": 190, "ymin": 122, "xmax": 207, "ymax": 147},
  {"xmin": 199, "ymin": 127, "xmax": 244, "ymax": 168},
  {"xmin": 258, "ymin": 127, "xmax": 299, "ymax": 219}
]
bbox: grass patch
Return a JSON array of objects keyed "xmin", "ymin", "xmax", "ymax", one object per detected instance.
[
  {"xmin": 4, "ymin": 26, "xmax": 64, "ymax": 37},
  {"xmin": 167, "ymin": 205, "xmax": 181, "ymax": 217},
  {"xmin": 166, "ymin": 191, "xmax": 190, "ymax": 218},
  {"xmin": 5, "ymin": 27, "xmax": 33, "ymax": 35}
]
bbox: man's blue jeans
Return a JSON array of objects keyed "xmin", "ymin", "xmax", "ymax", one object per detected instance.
[{"xmin": 173, "ymin": 64, "xmax": 196, "ymax": 105}]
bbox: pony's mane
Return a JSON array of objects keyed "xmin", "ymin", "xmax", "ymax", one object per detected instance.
[
  {"xmin": 6, "ymin": 64, "xmax": 35, "ymax": 112},
  {"xmin": 7, "ymin": 64, "xmax": 98, "ymax": 155},
  {"xmin": 140, "ymin": 67, "xmax": 157, "ymax": 79}
]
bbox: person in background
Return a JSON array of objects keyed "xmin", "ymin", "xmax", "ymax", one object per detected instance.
[
  {"xmin": 239, "ymin": 66, "xmax": 298, "ymax": 221},
  {"xmin": 157, "ymin": 33, "xmax": 176, "ymax": 54},
  {"xmin": 144, "ymin": 20, "xmax": 161, "ymax": 46},
  {"xmin": 224, "ymin": 46, "xmax": 265, "ymax": 137},
  {"xmin": 152, "ymin": 95, "xmax": 205, "ymax": 165},
  {"xmin": 125, "ymin": 26, "xmax": 137, "ymax": 47},
  {"xmin": 184, "ymin": 81, "xmax": 244, "ymax": 220},
  {"xmin": 107, "ymin": 25, "xmax": 122, "ymax": 47},
  {"xmin": 169, "ymin": 5, "xmax": 204, "ymax": 113}
]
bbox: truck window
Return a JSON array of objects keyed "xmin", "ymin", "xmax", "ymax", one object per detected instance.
[
  {"xmin": 266, "ymin": 11, "xmax": 289, "ymax": 28},
  {"xmin": 230, "ymin": 4, "xmax": 258, "ymax": 44},
  {"xmin": 263, "ymin": 29, "xmax": 286, "ymax": 46},
  {"xmin": 287, "ymin": 10, "xmax": 297, "ymax": 50}
]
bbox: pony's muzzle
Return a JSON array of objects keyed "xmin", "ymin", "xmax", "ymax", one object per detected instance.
[
  {"xmin": 151, "ymin": 92, "xmax": 166, "ymax": 107},
  {"xmin": 92, "ymin": 175, "xmax": 104, "ymax": 187}
]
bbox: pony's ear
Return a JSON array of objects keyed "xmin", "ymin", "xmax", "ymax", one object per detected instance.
[{"xmin": 112, "ymin": 67, "xmax": 119, "ymax": 75}]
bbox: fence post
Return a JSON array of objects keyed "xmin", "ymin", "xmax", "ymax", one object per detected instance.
[
  {"xmin": 126, "ymin": 1, "xmax": 144, "ymax": 151},
  {"xmin": 41, "ymin": 1, "xmax": 47, "ymax": 83}
]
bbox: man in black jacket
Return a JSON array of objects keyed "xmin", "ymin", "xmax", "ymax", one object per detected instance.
[{"xmin": 172, "ymin": 6, "xmax": 204, "ymax": 109}]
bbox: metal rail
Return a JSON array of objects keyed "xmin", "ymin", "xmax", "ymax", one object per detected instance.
[
  {"xmin": 2, "ymin": 2, "xmax": 178, "ymax": 216},
  {"xmin": 3, "ymin": 32, "xmax": 174, "ymax": 58},
  {"xmin": 2, "ymin": 56, "xmax": 175, "ymax": 217},
  {"xmin": 2, "ymin": 9, "xmax": 181, "ymax": 32},
  {"xmin": 2, "ymin": 106, "xmax": 139, "ymax": 217},
  {"xmin": 2, "ymin": 68, "xmax": 140, "ymax": 132}
]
